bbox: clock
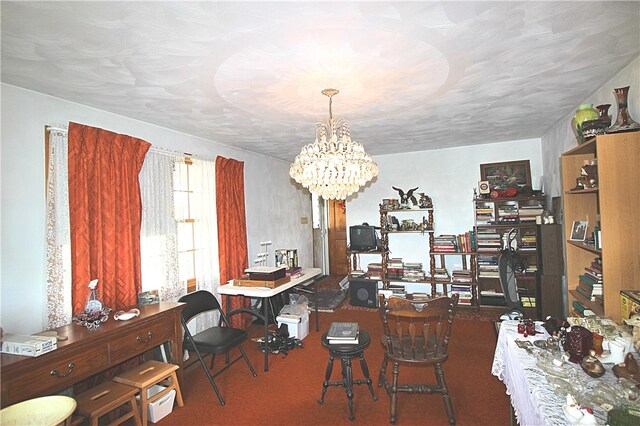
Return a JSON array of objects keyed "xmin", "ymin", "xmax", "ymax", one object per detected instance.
[{"xmin": 478, "ymin": 180, "xmax": 490, "ymax": 194}]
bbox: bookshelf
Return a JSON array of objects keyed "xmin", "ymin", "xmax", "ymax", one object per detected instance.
[
  {"xmin": 561, "ymin": 132, "xmax": 640, "ymax": 323},
  {"xmin": 377, "ymin": 205, "xmax": 477, "ymax": 307},
  {"xmin": 473, "ymin": 195, "xmax": 546, "ymax": 317}
]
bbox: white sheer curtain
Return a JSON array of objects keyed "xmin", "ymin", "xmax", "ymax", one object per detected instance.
[
  {"xmin": 44, "ymin": 128, "xmax": 72, "ymax": 329},
  {"xmin": 139, "ymin": 150, "xmax": 184, "ymax": 302},
  {"xmin": 191, "ymin": 158, "xmax": 220, "ymax": 296}
]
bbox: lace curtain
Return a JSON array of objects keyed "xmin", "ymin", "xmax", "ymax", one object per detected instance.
[
  {"xmin": 139, "ymin": 150, "xmax": 184, "ymax": 302},
  {"xmin": 190, "ymin": 159, "xmax": 219, "ymax": 331},
  {"xmin": 45, "ymin": 128, "xmax": 72, "ymax": 329}
]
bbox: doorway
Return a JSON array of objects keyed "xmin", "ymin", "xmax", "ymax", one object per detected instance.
[{"xmin": 328, "ymin": 199, "xmax": 348, "ymax": 276}]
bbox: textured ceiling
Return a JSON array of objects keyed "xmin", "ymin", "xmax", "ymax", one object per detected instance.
[{"xmin": 2, "ymin": 1, "xmax": 639, "ymax": 161}]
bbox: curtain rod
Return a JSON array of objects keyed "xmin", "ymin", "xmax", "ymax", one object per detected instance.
[{"xmin": 45, "ymin": 124, "xmax": 213, "ymax": 161}]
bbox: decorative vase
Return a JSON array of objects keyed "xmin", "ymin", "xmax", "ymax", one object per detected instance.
[
  {"xmin": 596, "ymin": 104, "xmax": 612, "ymax": 126},
  {"xmin": 608, "ymin": 86, "xmax": 640, "ymax": 133},
  {"xmin": 571, "ymin": 103, "xmax": 599, "ymax": 144}
]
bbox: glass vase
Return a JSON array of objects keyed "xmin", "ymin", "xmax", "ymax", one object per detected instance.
[{"xmin": 608, "ymin": 86, "xmax": 640, "ymax": 133}]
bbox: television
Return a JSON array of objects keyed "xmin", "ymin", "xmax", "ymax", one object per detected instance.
[{"xmin": 349, "ymin": 225, "xmax": 380, "ymax": 251}]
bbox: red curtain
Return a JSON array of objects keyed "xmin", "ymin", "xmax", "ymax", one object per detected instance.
[
  {"xmin": 215, "ymin": 156, "xmax": 251, "ymax": 329},
  {"xmin": 68, "ymin": 122, "xmax": 150, "ymax": 314}
]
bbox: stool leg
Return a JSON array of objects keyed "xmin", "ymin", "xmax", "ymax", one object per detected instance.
[
  {"xmin": 170, "ymin": 372, "xmax": 185, "ymax": 407},
  {"xmin": 318, "ymin": 354, "xmax": 334, "ymax": 404},
  {"xmin": 130, "ymin": 395, "xmax": 142, "ymax": 426},
  {"xmin": 341, "ymin": 357, "xmax": 355, "ymax": 421},
  {"xmin": 358, "ymin": 352, "xmax": 378, "ymax": 401},
  {"xmin": 140, "ymin": 387, "xmax": 149, "ymax": 426}
]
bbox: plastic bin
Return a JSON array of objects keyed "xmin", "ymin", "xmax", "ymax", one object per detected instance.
[
  {"xmin": 276, "ymin": 312, "xmax": 309, "ymax": 340},
  {"xmin": 136, "ymin": 384, "xmax": 176, "ymax": 423}
]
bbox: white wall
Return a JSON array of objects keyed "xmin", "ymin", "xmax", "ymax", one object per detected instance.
[
  {"xmin": 0, "ymin": 83, "xmax": 313, "ymax": 334},
  {"xmin": 346, "ymin": 139, "xmax": 543, "ymax": 269},
  {"xmin": 541, "ymin": 56, "xmax": 640, "ymax": 200}
]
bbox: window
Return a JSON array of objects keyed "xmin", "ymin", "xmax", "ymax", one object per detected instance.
[{"xmin": 174, "ymin": 157, "xmax": 198, "ymax": 293}]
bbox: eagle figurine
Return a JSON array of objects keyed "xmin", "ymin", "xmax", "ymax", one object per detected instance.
[{"xmin": 392, "ymin": 186, "xmax": 419, "ymax": 206}]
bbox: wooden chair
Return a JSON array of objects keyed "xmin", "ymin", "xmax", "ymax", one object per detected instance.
[
  {"xmin": 377, "ymin": 294, "xmax": 459, "ymax": 425},
  {"xmin": 74, "ymin": 381, "xmax": 141, "ymax": 426},
  {"xmin": 177, "ymin": 290, "xmax": 257, "ymax": 406}
]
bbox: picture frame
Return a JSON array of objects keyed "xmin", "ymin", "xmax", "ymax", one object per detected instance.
[
  {"xmin": 570, "ymin": 220, "xmax": 589, "ymax": 241},
  {"xmin": 138, "ymin": 289, "xmax": 159, "ymax": 306},
  {"xmin": 480, "ymin": 160, "xmax": 532, "ymax": 191}
]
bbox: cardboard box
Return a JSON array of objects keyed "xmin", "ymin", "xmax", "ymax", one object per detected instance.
[
  {"xmin": 1, "ymin": 333, "xmax": 57, "ymax": 357},
  {"xmin": 276, "ymin": 312, "xmax": 309, "ymax": 340},
  {"xmin": 621, "ymin": 290, "xmax": 640, "ymax": 320}
]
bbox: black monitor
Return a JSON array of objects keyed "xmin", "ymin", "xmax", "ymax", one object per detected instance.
[{"xmin": 349, "ymin": 225, "xmax": 380, "ymax": 251}]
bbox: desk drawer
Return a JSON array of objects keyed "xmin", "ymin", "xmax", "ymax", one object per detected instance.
[
  {"xmin": 109, "ymin": 319, "xmax": 174, "ymax": 362},
  {"xmin": 6, "ymin": 345, "xmax": 108, "ymax": 403}
]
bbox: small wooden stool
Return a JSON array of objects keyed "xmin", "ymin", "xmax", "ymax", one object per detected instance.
[
  {"xmin": 113, "ymin": 360, "xmax": 184, "ymax": 426},
  {"xmin": 74, "ymin": 381, "xmax": 141, "ymax": 426}
]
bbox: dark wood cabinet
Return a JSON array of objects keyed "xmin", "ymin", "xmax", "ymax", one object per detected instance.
[{"xmin": 535, "ymin": 224, "xmax": 564, "ymax": 319}]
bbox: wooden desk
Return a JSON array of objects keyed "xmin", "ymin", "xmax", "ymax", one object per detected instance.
[
  {"xmin": 218, "ymin": 268, "xmax": 322, "ymax": 371},
  {"xmin": 1, "ymin": 302, "xmax": 184, "ymax": 408}
]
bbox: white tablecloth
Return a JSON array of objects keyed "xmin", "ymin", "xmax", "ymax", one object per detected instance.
[{"xmin": 491, "ymin": 320, "xmax": 614, "ymax": 426}]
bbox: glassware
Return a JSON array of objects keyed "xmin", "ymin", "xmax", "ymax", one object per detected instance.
[{"xmin": 592, "ymin": 332, "xmax": 604, "ymax": 357}]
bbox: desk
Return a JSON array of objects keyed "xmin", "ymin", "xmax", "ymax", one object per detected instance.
[
  {"xmin": 491, "ymin": 320, "xmax": 616, "ymax": 425},
  {"xmin": 1, "ymin": 302, "xmax": 184, "ymax": 408},
  {"xmin": 218, "ymin": 267, "xmax": 322, "ymax": 371}
]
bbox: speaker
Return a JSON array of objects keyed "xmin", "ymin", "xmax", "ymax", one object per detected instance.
[{"xmin": 349, "ymin": 279, "xmax": 378, "ymax": 308}]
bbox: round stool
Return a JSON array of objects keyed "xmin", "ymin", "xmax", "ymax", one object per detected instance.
[
  {"xmin": 0, "ymin": 395, "xmax": 76, "ymax": 426},
  {"xmin": 317, "ymin": 330, "xmax": 377, "ymax": 420}
]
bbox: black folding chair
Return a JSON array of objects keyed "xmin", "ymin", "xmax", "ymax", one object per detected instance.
[{"xmin": 178, "ymin": 290, "xmax": 257, "ymax": 405}]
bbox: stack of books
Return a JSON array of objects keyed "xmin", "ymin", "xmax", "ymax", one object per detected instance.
[
  {"xmin": 577, "ymin": 257, "xmax": 603, "ymax": 301},
  {"xmin": 327, "ymin": 322, "xmax": 359, "ymax": 345},
  {"xmin": 451, "ymin": 269, "xmax": 473, "ymax": 283},
  {"xmin": 477, "ymin": 254, "xmax": 499, "ymax": 278},
  {"xmin": 403, "ymin": 263, "xmax": 425, "ymax": 281},
  {"xmin": 450, "ymin": 285, "xmax": 473, "ymax": 305},
  {"xmin": 519, "ymin": 203, "xmax": 544, "ymax": 222},
  {"xmin": 367, "ymin": 263, "xmax": 383, "ymax": 280},
  {"xmin": 497, "ymin": 203, "xmax": 519, "ymax": 224},
  {"xmin": 387, "ymin": 258, "xmax": 404, "ymax": 279}
]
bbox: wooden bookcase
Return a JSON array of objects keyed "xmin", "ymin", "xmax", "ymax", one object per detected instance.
[
  {"xmin": 561, "ymin": 132, "xmax": 640, "ymax": 323},
  {"xmin": 473, "ymin": 195, "xmax": 546, "ymax": 317},
  {"xmin": 377, "ymin": 205, "xmax": 478, "ymax": 307}
]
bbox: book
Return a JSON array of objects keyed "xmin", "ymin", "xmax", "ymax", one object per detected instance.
[
  {"xmin": 328, "ymin": 333, "xmax": 360, "ymax": 345},
  {"xmin": 327, "ymin": 322, "xmax": 359, "ymax": 340}
]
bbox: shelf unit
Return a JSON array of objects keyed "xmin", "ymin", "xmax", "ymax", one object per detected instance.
[
  {"xmin": 379, "ymin": 207, "xmax": 434, "ymax": 293},
  {"xmin": 561, "ymin": 132, "xmax": 640, "ymax": 323},
  {"xmin": 378, "ymin": 206, "xmax": 478, "ymax": 307},
  {"xmin": 473, "ymin": 195, "xmax": 546, "ymax": 317}
]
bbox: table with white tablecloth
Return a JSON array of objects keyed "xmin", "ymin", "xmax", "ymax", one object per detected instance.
[{"xmin": 491, "ymin": 320, "xmax": 618, "ymax": 426}]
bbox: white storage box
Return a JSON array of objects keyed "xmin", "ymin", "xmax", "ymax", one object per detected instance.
[
  {"xmin": 1, "ymin": 333, "xmax": 57, "ymax": 357},
  {"xmin": 136, "ymin": 384, "xmax": 176, "ymax": 423},
  {"xmin": 276, "ymin": 312, "xmax": 309, "ymax": 340}
]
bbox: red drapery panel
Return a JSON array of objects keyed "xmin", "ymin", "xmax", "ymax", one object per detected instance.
[
  {"xmin": 215, "ymin": 156, "xmax": 251, "ymax": 329},
  {"xmin": 68, "ymin": 122, "xmax": 151, "ymax": 314}
]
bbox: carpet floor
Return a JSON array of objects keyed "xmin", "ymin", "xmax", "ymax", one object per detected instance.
[{"xmin": 157, "ymin": 306, "xmax": 510, "ymax": 425}]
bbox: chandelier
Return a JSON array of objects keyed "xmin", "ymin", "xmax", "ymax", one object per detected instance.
[{"xmin": 289, "ymin": 89, "xmax": 378, "ymax": 200}]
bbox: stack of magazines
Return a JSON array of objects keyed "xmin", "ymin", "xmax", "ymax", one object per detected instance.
[{"xmin": 327, "ymin": 322, "xmax": 359, "ymax": 344}]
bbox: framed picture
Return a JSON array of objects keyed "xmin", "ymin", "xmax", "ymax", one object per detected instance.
[
  {"xmin": 138, "ymin": 289, "xmax": 159, "ymax": 306},
  {"xmin": 570, "ymin": 220, "xmax": 589, "ymax": 241},
  {"xmin": 480, "ymin": 160, "xmax": 532, "ymax": 191}
]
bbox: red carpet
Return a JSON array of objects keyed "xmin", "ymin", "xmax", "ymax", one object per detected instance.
[{"xmin": 157, "ymin": 308, "xmax": 510, "ymax": 425}]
